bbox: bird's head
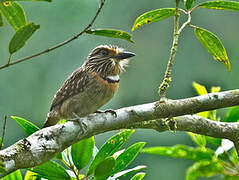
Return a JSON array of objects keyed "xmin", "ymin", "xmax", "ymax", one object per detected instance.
[{"xmin": 85, "ymin": 45, "xmax": 135, "ymax": 78}]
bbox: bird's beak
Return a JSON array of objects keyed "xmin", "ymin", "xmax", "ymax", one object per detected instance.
[{"xmin": 114, "ymin": 51, "xmax": 136, "ymax": 60}]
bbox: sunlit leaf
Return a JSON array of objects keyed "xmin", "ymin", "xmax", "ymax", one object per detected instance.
[
  {"xmin": 9, "ymin": 22, "xmax": 40, "ymax": 54},
  {"xmin": 71, "ymin": 136, "xmax": 95, "ymax": 170},
  {"xmin": 192, "ymin": 82, "xmax": 209, "ymax": 118},
  {"xmin": 142, "ymin": 145, "xmax": 214, "ymax": 161},
  {"xmin": 113, "ymin": 165, "xmax": 147, "ymax": 179},
  {"xmin": 130, "ymin": 172, "xmax": 146, "ymax": 180},
  {"xmin": 0, "ymin": 2, "xmax": 26, "ymax": 30},
  {"xmin": 87, "ymin": 130, "xmax": 134, "ymax": 176},
  {"xmin": 194, "ymin": 26, "xmax": 230, "ymax": 71},
  {"xmin": 211, "ymin": 86, "xmax": 221, "ymax": 93},
  {"xmin": 24, "ymin": 171, "xmax": 38, "ymax": 180},
  {"xmin": 0, "ymin": 11, "xmax": 3, "ymax": 27},
  {"xmin": 199, "ymin": 1, "xmax": 239, "ymax": 12},
  {"xmin": 11, "ymin": 116, "xmax": 40, "ymax": 136},
  {"xmin": 184, "ymin": 0, "xmax": 195, "ymax": 10},
  {"xmin": 29, "ymin": 160, "xmax": 71, "ymax": 180},
  {"xmin": 94, "ymin": 156, "xmax": 116, "ymax": 180},
  {"xmin": 187, "ymin": 132, "xmax": 206, "ymax": 147},
  {"xmin": 186, "ymin": 160, "xmax": 223, "ymax": 180},
  {"xmin": 2, "ymin": 169, "xmax": 23, "ymax": 180},
  {"xmin": 132, "ymin": 8, "xmax": 175, "ymax": 31},
  {"xmin": 86, "ymin": 29, "xmax": 134, "ymax": 43},
  {"xmin": 113, "ymin": 142, "xmax": 145, "ymax": 174}
]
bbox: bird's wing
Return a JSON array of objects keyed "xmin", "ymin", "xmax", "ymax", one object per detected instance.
[{"xmin": 50, "ymin": 68, "xmax": 90, "ymax": 111}]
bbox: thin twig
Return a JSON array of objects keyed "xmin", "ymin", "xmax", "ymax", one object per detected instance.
[
  {"xmin": 0, "ymin": 116, "xmax": 7, "ymax": 150},
  {"xmin": 159, "ymin": 0, "xmax": 180, "ymax": 99},
  {"xmin": 0, "ymin": 1, "xmax": 105, "ymax": 71},
  {"xmin": 7, "ymin": 54, "xmax": 12, "ymax": 65},
  {"xmin": 178, "ymin": 12, "xmax": 192, "ymax": 34}
]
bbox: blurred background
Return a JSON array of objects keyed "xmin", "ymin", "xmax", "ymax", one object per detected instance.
[{"xmin": 0, "ymin": 0, "xmax": 239, "ymax": 179}]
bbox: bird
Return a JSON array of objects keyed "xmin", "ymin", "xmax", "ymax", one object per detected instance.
[{"xmin": 43, "ymin": 45, "xmax": 135, "ymax": 128}]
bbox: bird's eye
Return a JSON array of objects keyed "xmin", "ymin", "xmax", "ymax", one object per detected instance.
[{"xmin": 100, "ymin": 49, "xmax": 109, "ymax": 56}]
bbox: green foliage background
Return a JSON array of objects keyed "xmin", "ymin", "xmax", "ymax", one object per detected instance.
[{"xmin": 1, "ymin": 0, "xmax": 239, "ymax": 179}]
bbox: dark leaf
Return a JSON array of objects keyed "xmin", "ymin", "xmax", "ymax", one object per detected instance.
[
  {"xmin": 0, "ymin": 11, "xmax": 3, "ymax": 27},
  {"xmin": 0, "ymin": 2, "xmax": 26, "ymax": 30},
  {"xmin": 184, "ymin": 0, "xmax": 195, "ymax": 10},
  {"xmin": 224, "ymin": 106, "xmax": 239, "ymax": 122},
  {"xmin": 87, "ymin": 130, "xmax": 134, "ymax": 176},
  {"xmin": 94, "ymin": 156, "xmax": 116, "ymax": 180},
  {"xmin": 113, "ymin": 142, "xmax": 146, "ymax": 174},
  {"xmin": 0, "ymin": 161, "xmax": 7, "ymax": 173},
  {"xmin": 29, "ymin": 160, "xmax": 71, "ymax": 180},
  {"xmin": 11, "ymin": 116, "xmax": 40, "ymax": 136},
  {"xmin": 9, "ymin": 22, "xmax": 40, "ymax": 54},
  {"xmin": 71, "ymin": 136, "xmax": 95, "ymax": 170},
  {"xmin": 199, "ymin": 1, "xmax": 239, "ymax": 12},
  {"xmin": 86, "ymin": 29, "xmax": 134, "ymax": 43},
  {"xmin": 132, "ymin": 8, "xmax": 175, "ymax": 31},
  {"xmin": 194, "ymin": 26, "xmax": 230, "ymax": 71}
]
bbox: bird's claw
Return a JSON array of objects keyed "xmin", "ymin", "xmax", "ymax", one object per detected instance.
[
  {"xmin": 68, "ymin": 112, "xmax": 87, "ymax": 134},
  {"xmin": 96, "ymin": 109, "xmax": 117, "ymax": 117}
]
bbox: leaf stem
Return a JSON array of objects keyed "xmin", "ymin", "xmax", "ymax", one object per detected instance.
[
  {"xmin": 159, "ymin": 0, "xmax": 180, "ymax": 99},
  {"xmin": 0, "ymin": 1, "xmax": 105, "ymax": 70}
]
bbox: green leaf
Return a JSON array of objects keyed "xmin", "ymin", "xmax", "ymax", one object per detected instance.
[
  {"xmin": 0, "ymin": 161, "xmax": 7, "ymax": 173},
  {"xmin": 113, "ymin": 165, "xmax": 147, "ymax": 179},
  {"xmin": 24, "ymin": 171, "xmax": 38, "ymax": 180},
  {"xmin": 29, "ymin": 160, "xmax": 71, "ymax": 180},
  {"xmin": 184, "ymin": 0, "xmax": 195, "ymax": 10},
  {"xmin": 113, "ymin": 142, "xmax": 146, "ymax": 174},
  {"xmin": 194, "ymin": 26, "xmax": 230, "ymax": 71},
  {"xmin": 3, "ymin": 0, "xmax": 51, "ymax": 2},
  {"xmin": 132, "ymin": 8, "xmax": 175, "ymax": 31},
  {"xmin": 71, "ymin": 136, "xmax": 95, "ymax": 170},
  {"xmin": 186, "ymin": 160, "xmax": 223, "ymax": 180},
  {"xmin": 199, "ymin": 1, "xmax": 239, "ymax": 12},
  {"xmin": 2, "ymin": 169, "xmax": 23, "ymax": 180},
  {"xmin": 87, "ymin": 130, "xmax": 135, "ymax": 176},
  {"xmin": 187, "ymin": 132, "xmax": 206, "ymax": 147},
  {"xmin": 0, "ymin": 2, "xmax": 26, "ymax": 30},
  {"xmin": 54, "ymin": 152, "xmax": 63, "ymax": 161},
  {"xmin": 0, "ymin": 11, "xmax": 3, "ymax": 27},
  {"xmin": 142, "ymin": 145, "xmax": 214, "ymax": 161},
  {"xmin": 9, "ymin": 22, "xmax": 40, "ymax": 54},
  {"xmin": 205, "ymin": 136, "xmax": 221, "ymax": 147},
  {"xmin": 86, "ymin": 29, "xmax": 134, "ymax": 43},
  {"xmin": 224, "ymin": 106, "xmax": 239, "ymax": 122},
  {"xmin": 130, "ymin": 172, "xmax": 146, "ymax": 180},
  {"xmin": 11, "ymin": 116, "xmax": 40, "ymax": 136},
  {"xmin": 94, "ymin": 156, "xmax": 116, "ymax": 180}
]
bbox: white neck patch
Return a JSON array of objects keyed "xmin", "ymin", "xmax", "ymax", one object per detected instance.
[{"xmin": 106, "ymin": 75, "xmax": 120, "ymax": 82}]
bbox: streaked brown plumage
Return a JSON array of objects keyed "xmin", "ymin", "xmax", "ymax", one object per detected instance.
[{"xmin": 43, "ymin": 45, "xmax": 135, "ymax": 128}]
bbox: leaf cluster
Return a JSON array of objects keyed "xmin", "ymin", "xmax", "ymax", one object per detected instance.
[{"xmin": 2, "ymin": 118, "xmax": 146, "ymax": 180}]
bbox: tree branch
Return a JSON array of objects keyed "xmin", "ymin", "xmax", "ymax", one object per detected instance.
[
  {"xmin": 0, "ymin": 1, "xmax": 105, "ymax": 70},
  {"xmin": 1, "ymin": 89, "xmax": 239, "ymax": 177}
]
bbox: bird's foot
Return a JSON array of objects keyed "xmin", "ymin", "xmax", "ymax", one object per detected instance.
[
  {"xmin": 96, "ymin": 109, "xmax": 117, "ymax": 117},
  {"xmin": 68, "ymin": 112, "xmax": 87, "ymax": 134}
]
